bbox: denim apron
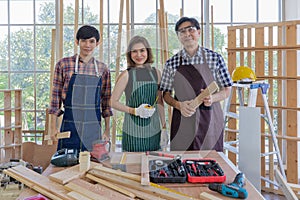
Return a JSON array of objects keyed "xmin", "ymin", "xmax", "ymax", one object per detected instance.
[
  {"xmin": 122, "ymin": 68, "xmax": 161, "ymax": 152},
  {"xmin": 58, "ymin": 55, "xmax": 102, "ymax": 152},
  {"xmin": 170, "ymin": 48, "xmax": 224, "ymax": 151}
]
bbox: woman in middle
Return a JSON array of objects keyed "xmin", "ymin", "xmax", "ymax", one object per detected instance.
[{"xmin": 111, "ymin": 35, "xmax": 166, "ymax": 152}]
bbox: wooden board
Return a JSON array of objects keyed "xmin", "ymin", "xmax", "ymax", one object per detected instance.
[
  {"xmin": 65, "ymin": 178, "xmax": 132, "ymax": 200},
  {"xmin": 22, "ymin": 141, "xmax": 57, "ymax": 170},
  {"xmin": 190, "ymin": 81, "xmax": 219, "ymax": 109},
  {"xmin": 88, "ymin": 168, "xmax": 194, "ymax": 200},
  {"xmin": 49, "ymin": 162, "xmax": 98, "ymax": 185},
  {"xmin": 4, "ymin": 165, "xmax": 71, "ymax": 200},
  {"xmin": 141, "ymin": 154, "xmax": 150, "ymax": 185}
]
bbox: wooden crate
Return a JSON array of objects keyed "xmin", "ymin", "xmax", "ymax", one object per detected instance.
[
  {"xmin": 227, "ymin": 20, "xmax": 300, "ymax": 193},
  {"xmin": 0, "ymin": 89, "xmax": 22, "ymax": 163}
]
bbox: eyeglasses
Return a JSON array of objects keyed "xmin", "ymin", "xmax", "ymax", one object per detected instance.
[{"xmin": 177, "ymin": 26, "xmax": 198, "ymax": 36}]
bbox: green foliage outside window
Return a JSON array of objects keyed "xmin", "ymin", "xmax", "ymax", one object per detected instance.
[{"xmin": 0, "ymin": 2, "xmax": 226, "ymax": 142}]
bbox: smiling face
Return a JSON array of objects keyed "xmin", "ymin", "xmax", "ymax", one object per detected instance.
[
  {"xmin": 76, "ymin": 37, "xmax": 99, "ymax": 60},
  {"xmin": 130, "ymin": 42, "xmax": 148, "ymax": 66},
  {"xmin": 177, "ymin": 21, "xmax": 201, "ymax": 49}
]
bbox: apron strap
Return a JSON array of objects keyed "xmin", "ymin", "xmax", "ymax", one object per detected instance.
[{"xmin": 75, "ymin": 54, "xmax": 102, "ymax": 77}]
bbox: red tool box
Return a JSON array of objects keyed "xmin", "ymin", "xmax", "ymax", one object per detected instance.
[{"xmin": 183, "ymin": 158, "xmax": 226, "ymax": 183}]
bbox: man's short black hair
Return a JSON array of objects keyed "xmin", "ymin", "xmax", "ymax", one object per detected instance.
[
  {"xmin": 76, "ymin": 25, "xmax": 100, "ymax": 42},
  {"xmin": 175, "ymin": 17, "xmax": 200, "ymax": 32}
]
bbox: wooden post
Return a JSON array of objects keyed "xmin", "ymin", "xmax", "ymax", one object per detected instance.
[
  {"xmin": 210, "ymin": 5, "xmax": 214, "ymax": 50},
  {"xmin": 126, "ymin": 0, "xmax": 131, "ymax": 45},
  {"xmin": 201, "ymin": 0, "xmax": 204, "ymax": 46},
  {"xmin": 285, "ymin": 24, "xmax": 298, "ymax": 184},
  {"xmin": 45, "ymin": 29, "xmax": 56, "ymax": 145},
  {"xmin": 99, "ymin": 0, "xmax": 104, "ymax": 61},
  {"xmin": 111, "ymin": 0, "xmax": 124, "ymax": 152},
  {"xmin": 74, "ymin": 0, "xmax": 79, "ymax": 54},
  {"xmin": 59, "ymin": 0, "xmax": 63, "ymax": 59}
]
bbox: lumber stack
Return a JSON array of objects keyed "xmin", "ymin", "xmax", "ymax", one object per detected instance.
[{"xmin": 4, "ymin": 162, "xmax": 197, "ymax": 200}]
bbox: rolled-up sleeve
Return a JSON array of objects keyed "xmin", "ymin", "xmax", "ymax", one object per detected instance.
[
  {"xmin": 48, "ymin": 61, "xmax": 64, "ymax": 116},
  {"xmin": 101, "ymin": 68, "xmax": 113, "ymax": 118}
]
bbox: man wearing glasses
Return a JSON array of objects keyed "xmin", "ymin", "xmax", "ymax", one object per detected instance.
[{"xmin": 160, "ymin": 17, "xmax": 233, "ymax": 151}]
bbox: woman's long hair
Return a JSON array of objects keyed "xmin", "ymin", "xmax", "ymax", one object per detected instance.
[{"xmin": 126, "ymin": 35, "xmax": 154, "ymax": 69}]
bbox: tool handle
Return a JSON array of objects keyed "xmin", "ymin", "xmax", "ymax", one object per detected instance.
[{"xmin": 146, "ymin": 151, "xmax": 175, "ymax": 158}]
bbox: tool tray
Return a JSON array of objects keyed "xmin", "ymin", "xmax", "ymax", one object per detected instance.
[
  {"xmin": 149, "ymin": 159, "xmax": 187, "ymax": 183},
  {"xmin": 183, "ymin": 158, "xmax": 226, "ymax": 183}
]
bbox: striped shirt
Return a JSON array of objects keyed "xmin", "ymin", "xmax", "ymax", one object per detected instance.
[
  {"xmin": 48, "ymin": 54, "xmax": 113, "ymax": 118},
  {"xmin": 159, "ymin": 47, "xmax": 233, "ymax": 92}
]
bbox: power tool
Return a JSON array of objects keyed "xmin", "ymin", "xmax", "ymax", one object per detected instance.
[
  {"xmin": 90, "ymin": 140, "xmax": 111, "ymax": 162},
  {"xmin": 50, "ymin": 148, "xmax": 79, "ymax": 167},
  {"xmin": 208, "ymin": 172, "xmax": 248, "ymax": 199}
]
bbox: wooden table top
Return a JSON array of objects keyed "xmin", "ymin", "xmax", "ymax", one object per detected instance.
[{"xmin": 17, "ymin": 150, "xmax": 264, "ymax": 200}]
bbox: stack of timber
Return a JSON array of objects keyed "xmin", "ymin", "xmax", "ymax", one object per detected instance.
[{"xmin": 4, "ymin": 162, "xmax": 197, "ymax": 200}]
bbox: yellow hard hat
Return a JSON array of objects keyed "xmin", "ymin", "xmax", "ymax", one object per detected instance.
[{"xmin": 232, "ymin": 66, "xmax": 256, "ymax": 83}]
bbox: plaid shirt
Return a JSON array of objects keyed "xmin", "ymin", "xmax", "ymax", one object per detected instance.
[
  {"xmin": 48, "ymin": 54, "xmax": 113, "ymax": 118},
  {"xmin": 160, "ymin": 47, "xmax": 233, "ymax": 92}
]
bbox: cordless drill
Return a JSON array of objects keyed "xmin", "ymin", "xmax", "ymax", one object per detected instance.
[{"xmin": 208, "ymin": 172, "xmax": 248, "ymax": 199}]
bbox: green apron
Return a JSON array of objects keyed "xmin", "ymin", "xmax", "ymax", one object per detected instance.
[{"xmin": 122, "ymin": 68, "xmax": 161, "ymax": 152}]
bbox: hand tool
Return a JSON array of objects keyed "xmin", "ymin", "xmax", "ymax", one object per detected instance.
[
  {"xmin": 146, "ymin": 151, "xmax": 181, "ymax": 159},
  {"xmin": 208, "ymin": 172, "xmax": 248, "ymax": 199}
]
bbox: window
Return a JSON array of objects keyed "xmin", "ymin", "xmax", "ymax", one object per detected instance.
[{"xmin": 0, "ymin": 0, "xmax": 282, "ymax": 144}]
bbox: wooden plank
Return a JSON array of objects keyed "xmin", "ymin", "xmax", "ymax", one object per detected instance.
[
  {"xmin": 74, "ymin": 0, "xmax": 79, "ymax": 54},
  {"xmin": 268, "ymin": 26, "xmax": 275, "ymax": 190},
  {"xmin": 86, "ymin": 174, "xmax": 136, "ymax": 198},
  {"xmin": 285, "ymin": 24, "xmax": 298, "ymax": 184},
  {"xmin": 49, "ymin": 162, "xmax": 98, "ymax": 185},
  {"xmin": 88, "ymin": 168, "xmax": 194, "ymax": 200},
  {"xmin": 65, "ymin": 179, "xmax": 132, "ymax": 200},
  {"xmin": 227, "ymin": 20, "xmax": 300, "ymax": 30},
  {"xmin": 239, "ymin": 28, "xmax": 244, "ymax": 65},
  {"xmin": 111, "ymin": 0, "xmax": 124, "ymax": 152},
  {"xmin": 4, "ymin": 166, "xmax": 71, "ymax": 200},
  {"xmin": 59, "ymin": 0, "xmax": 63, "ymax": 59},
  {"xmin": 226, "ymin": 28, "xmax": 237, "ymax": 165},
  {"xmin": 5, "ymin": 169, "xmax": 64, "ymax": 200},
  {"xmin": 67, "ymin": 191, "xmax": 92, "ymax": 200},
  {"xmin": 246, "ymin": 28, "xmax": 251, "ymax": 66},
  {"xmin": 99, "ymin": 0, "xmax": 104, "ymax": 61},
  {"xmin": 22, "ymin": 141, "xmax": 57, "ymax": 170},
  {"xmin": 64, "ymin": 180, "xmax": 108, "ymax": 200},
  {"xmin": 117, "ymin": 184, "xmax": 166, "ymax": 200},
  {"xmin": 254, "ymin": 27, "xmax": 266, "ymax": 187},
  {"xmin": 92, "ymin": 165, "xmax": 141, "ymax": 182},
  {"xmin": 190, "ymin": 81, "xmax": 219, "ymax": 109},
  {"xmin": 141, "ymin": 153, "xmax": 150, "ymax": 185},
  {"xmin": 4, "ymin": 91, "xmax": 12, "ymax": 161}
]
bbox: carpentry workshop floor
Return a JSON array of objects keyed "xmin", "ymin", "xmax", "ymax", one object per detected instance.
[{"xmin": 0, "ymin": 184, "xmax": 23, "ymax": 200}]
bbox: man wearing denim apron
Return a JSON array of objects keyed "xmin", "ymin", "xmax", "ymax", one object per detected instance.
[{"xmin": 48, "ymin": 25, "xmax": 112, "ymax": 152}]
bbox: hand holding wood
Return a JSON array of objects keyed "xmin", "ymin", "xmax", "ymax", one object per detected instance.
[{"xmin": 190, "ymin": 81, "xmax": 219, "ymax": 109}]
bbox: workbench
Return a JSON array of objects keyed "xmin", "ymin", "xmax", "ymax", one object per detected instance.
[{"xmin": 16, "ymin": 150, "xmax": 264, "ymax": 199}]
